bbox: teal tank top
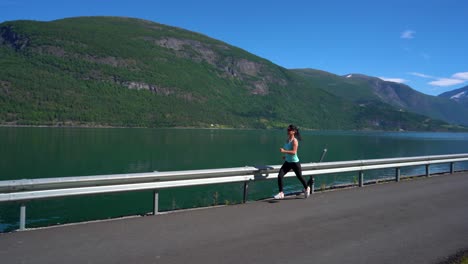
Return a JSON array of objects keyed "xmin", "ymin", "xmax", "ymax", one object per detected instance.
[{"xmin": 284, "ymin": 139, "xmax": 299, "ymax": 163}]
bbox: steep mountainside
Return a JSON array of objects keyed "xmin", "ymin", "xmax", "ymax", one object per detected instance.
[
  {"xmin": 439, "ymin": 85, "xmax": 468, "ymax": 107},
  {"xmin": 293, "ymin": 69, "xmax": 468, "ymax": 126},
  {"xmin": 0, "ymin": 17, "xmax": 461, "ymax": 131}
]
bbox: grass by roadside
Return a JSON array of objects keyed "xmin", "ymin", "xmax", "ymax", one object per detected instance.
[{"xmin": 438, "ymin": 249, "xmax": 468, "ymax": 264}]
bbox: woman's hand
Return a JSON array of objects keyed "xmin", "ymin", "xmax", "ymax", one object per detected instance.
[{"xmin": 280, "ymin": 148, "xmax": 285, "ymax": 153}]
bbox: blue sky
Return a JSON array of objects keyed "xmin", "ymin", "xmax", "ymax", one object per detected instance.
[{"xmin": 1, "ymin": 0, "xmax": 467, "ymax": 95}]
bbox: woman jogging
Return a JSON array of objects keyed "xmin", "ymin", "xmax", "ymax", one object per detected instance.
[{"xmin": 274, "ymin": 124, "xmax": 310, "ymax": 199}]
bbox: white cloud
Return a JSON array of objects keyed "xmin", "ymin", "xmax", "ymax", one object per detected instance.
[
  {"xmin": 379, "ymin": 77, "xmax": 407, "ymax": 83},
  {"xmin": 452, "ymin": 72, "xmax": 468, "ymax": 80},
  {"xmin": 409, "ymin": 72, "xmax": 434, "ymax": 79},
  {"xmin": 408, "ymin": 71, "xmax": 468, "ymax": 87},
  {"xmin": 428, "ymin": 78, "xmax": 466, "ymax": 87},
  {"xmin": 401, "ymin": 30, "xmax": 415, "ymax": 39}
]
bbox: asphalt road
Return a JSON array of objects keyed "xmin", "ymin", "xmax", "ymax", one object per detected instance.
[{"xmin": 1, "ymin": 172, "xmax": 468, "ymax": 264}]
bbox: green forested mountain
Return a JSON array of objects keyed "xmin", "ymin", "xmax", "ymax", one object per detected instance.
[{"xmin": 0, "ymin": 17, "xmax": 463, "ymax": 131}]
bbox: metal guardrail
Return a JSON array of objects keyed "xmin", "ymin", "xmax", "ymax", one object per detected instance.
[{"xmin": 1, "ymin": 153, "xmax": 468, "ymax": 231}]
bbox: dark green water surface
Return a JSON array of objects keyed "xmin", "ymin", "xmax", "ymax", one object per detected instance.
[{"xmin": 1, "ymin": 127, "xmax": 468, "ymax": 232}]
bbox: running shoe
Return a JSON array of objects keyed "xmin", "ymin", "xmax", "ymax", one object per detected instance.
[{"xmin": 273, "ymin": 192, "xmax": 284, "ymax": 200}]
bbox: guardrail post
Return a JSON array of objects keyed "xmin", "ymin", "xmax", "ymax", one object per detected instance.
[
  {"xmin": 396, "ymin": 167, "xmax": 401, "ymax": 182},
  {"xmin": 243, "ymin": 181, "xmax": 249, "ymax": 203},
  {"xmin": 359, "ymin": 171, "xmax": 364, "ymax": 187},
  {"xmin": 153, "ymin": 190, "xmax": 159, "ymax": 215},
  {"xmin": 426, "ymin": 165, "xmax": 430, "ymax": 177},
  {"xmin": 19, "ymin": 204, "xmax": 26, "ymax": 230},
  {"xmin": 310, "ymin": 176, "xmax": 315, "ymax": 194},
  {"xmin": 450, "ymin": 162, "xmax": 455, "ymax": 174},
  {"xmin": 308, "ymin": 176, "xmax": 315, "ymax": 194}
]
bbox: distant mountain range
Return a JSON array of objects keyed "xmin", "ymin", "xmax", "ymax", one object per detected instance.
[
  {"xmin": 439, "ymin": 85, "xmax": 468, "ymax": 107},
  {"xmin": 0, "ymin": 16, "xmax": 466, "ymax": 131},
  {"xmin": 293, "ymin": 70, "xmax": 468, "ymax": 126}
]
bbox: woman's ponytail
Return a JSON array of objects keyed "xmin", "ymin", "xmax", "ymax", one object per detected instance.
[{"xmin": 296, "ymin": 128, "xmax": 302, "ymax": 141}]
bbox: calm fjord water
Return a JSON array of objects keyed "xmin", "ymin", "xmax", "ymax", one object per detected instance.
[{"xmin": 1, "ymin": 127, "xmax": 468, "ymax": 232}]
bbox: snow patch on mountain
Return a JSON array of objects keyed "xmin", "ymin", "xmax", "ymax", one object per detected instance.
[{"xmin": 451, "ymin": 91, "xmax": 467, "ymax": 100}]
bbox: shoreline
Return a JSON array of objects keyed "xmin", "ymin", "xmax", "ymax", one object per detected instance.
[{"xmin": 1, "ymin": 124, "xmax": 467, "ymax": 133}]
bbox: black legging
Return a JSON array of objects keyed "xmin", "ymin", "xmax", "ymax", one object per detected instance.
[{"xmin": 277, "ymin": 161, "xmax": 308, "ymax": 192}]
